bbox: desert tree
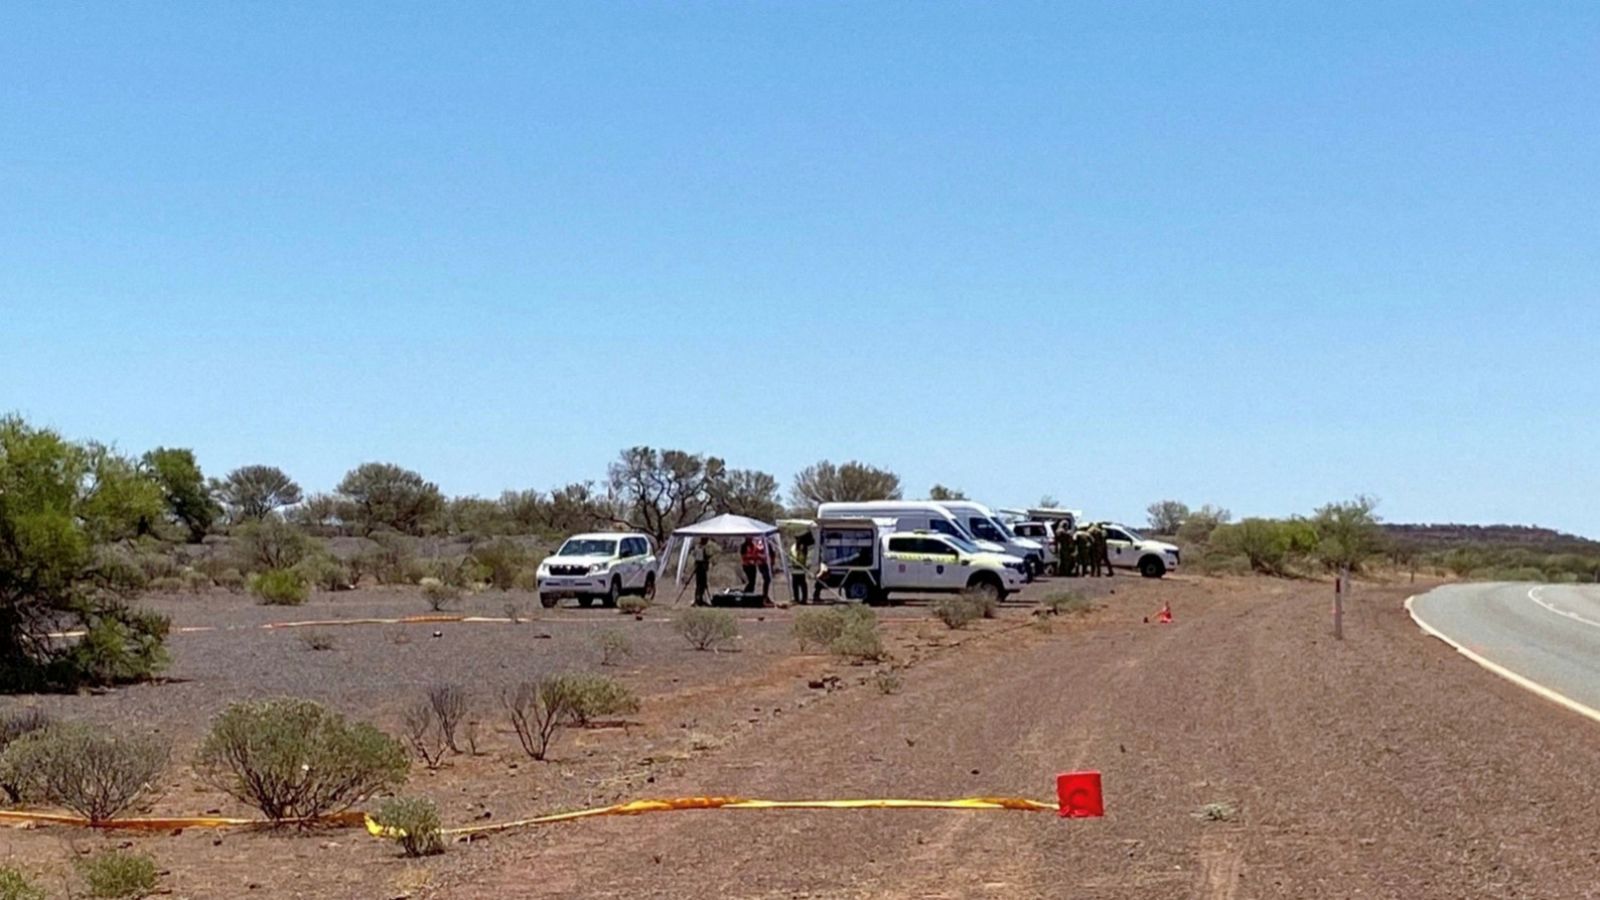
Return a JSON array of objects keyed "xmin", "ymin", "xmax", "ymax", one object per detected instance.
[
  {"xmin": 141, "ymin": 447, "xmax": 221, "ymax": 542},
  {"xmin": 1312, "ymin": 495, "xmax": 1387, "ymax": 572},
  {"xmin": 215, "ymin": 465, "xmax": 303, "ymax": 522},
  {"xmin": 607, "ymin": 447, "xmax": 724, "ymax": 543},
  {"xmin": 788, "ymin": 460, "xmax": 902, "ymax": 514},
  {"xmin": 711, "ymin": 469, "xmax": 784, "ymax": 522},
  {"xmin": 928, "ymin": 484, "xmax": 967, "ymax": 502},
  {"xmin": 335, "ymin": 462, "xmax": 444, "ymax": 536},
  {"xmin": 0, "ymin": 416, "xmax": 172, "ymax": 690},
  {"xmin": 1145, "ymin": 500, "xmax": 1190, "ymax": 536}
]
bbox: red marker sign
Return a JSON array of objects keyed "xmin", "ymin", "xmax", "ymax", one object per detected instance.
[{"xmin": 1056, "ymin": 771, "xmax": 1104, "ymax": 818}]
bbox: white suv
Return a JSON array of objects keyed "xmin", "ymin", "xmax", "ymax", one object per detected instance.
[
  {"xmin": 536, "ymin": 533, "xmax": 658, "ymax": 608},
  {"xmin": 1100, "ymin": 524, "xmax": 1181, "ymax": 578}
]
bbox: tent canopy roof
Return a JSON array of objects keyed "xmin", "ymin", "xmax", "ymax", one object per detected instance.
[{"xmin": 668, "ymin": 513, "xmax": 779, "ymax": 538}]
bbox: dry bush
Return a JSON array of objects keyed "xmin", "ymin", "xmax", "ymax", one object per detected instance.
[
  {"xmin": 0, "ymin": 724, "xmax": 168, "ymax": 823},
  {"xmin": 77, "ymin": 850, "xmax": 157, "ymax": 899},
  {"xmin": 593, "ymin": 628, "xmax": 633, "ymax": 666},
  {"xmin": 932, "ymin": 595, "xmax": 981, "ymax": 630},
  {"xmin": 791, "ymin": 608, "xmax": 847, "ymax": 651},
  {"xmin": 294, "ymin": 555, "xmax": 351, "ymax": 592},
  {"xmin": 563, "ymin": 674, "xmax": 639, "ymax": 726},
  {"xmin": 1041, "ymin": 591, "xmax": 1093, "ymax": 616},
  {"xmin": 215, "ymin": 568, "xmax": 247, "ymax": 593},
  {"xmin": 146, "ymin": 576, "xmax": 185, "ymax": 593},
  {"xmin": 0, "ymin": 708, "xmax": 50, "ymax": 802},
  {"xmin": 296, "ymin": 630, "xmax": 337, "ymax": 652},
  {"xmin": 501, "ymin": 679, "xmax": 577, "ymax": 761},
  {"xmin": 617, "ymin": 596, "xmax": 650, "ymax": 616},
  {"xmin": 830, "ymin": 612, "xmax": 886, "ymax": 663},
  {"xmin": 419, "ymin": 577, "xmax": 461, "ymax": 611},
  {"xmin": 674, "ymin": 608, "xmax": 737, "ymax": 651},
  {"xmin": 181, "ymin": 569, "xmax": 212, "ymax": 593},
  {"xmin": 428, "ymin": 684, "xmax": 470, "ymax": 753},
  {"xmin": 873, "ymin": 669, "xmax": 903, "ymax": 695},
  {"xmin": 402, "ymin": 703, "xmax": 447, "ymax": 770},
  {"xmin": 374, "ymin": 796, "xmax": 444, "ymax": 857},
  {"xmin": 194, "ymin": 698, "xmax": 408, "ymax": 821}
]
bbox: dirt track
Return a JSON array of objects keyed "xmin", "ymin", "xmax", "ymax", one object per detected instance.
[{"xmin": 437, "ymin": 576, "xmax": 1600, "ymax": 899}]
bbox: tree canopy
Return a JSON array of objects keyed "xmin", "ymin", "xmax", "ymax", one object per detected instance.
[{"xmin": 788, "ymin": 460, "xmax": 902, "ymax": 513}]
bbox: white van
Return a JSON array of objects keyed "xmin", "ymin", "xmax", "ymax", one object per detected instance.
[
  {"xmin": 816, "ymin": 501, "xmax": 1004, "ymax": 554},
  {"xmin": 935, "ymin": 501, "xmax": 1046, "ymax": 577}
]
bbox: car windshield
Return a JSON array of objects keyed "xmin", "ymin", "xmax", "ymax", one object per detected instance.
[
  {"xmin": 988, "ymin": 517, "xmax": 1017, "ymax": 539},
  {"xmin": 1116, "ymin": 526, "xmax": 1143, "ymax": 542},
  {"xmin": 943, "ymin": 534, "xmax": 981, "ymax": 554},
  {"xmin": 557, "ymin": 539, "xmax": 617, "ymax": 556}
]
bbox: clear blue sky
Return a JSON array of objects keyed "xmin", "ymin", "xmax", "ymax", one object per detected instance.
[{"xmin": 4, "ymin": 2, "xmax": 1597, "ymax": 534}]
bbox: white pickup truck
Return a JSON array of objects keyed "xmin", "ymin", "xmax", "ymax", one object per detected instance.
[
  {"xmin": 1099, "ymin": 523, "xmax": 1182, "ymax": 578},
  {"xmin": 813, "ymin": 518, "xmax": 1028, "ymax": 604},
  {"xmin": 535, "ymin": 532, "xmax": 658, "ymax": 608}
]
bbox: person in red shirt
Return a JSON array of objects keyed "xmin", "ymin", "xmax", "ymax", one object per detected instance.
[{"xmin": 740, "ymin": 536, "xmax": 771, "ymax": 598}]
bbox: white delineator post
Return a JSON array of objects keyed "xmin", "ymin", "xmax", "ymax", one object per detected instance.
[{"xmin": 1333, "ymin": 567, "xmax": 1348, "ymax": 640}]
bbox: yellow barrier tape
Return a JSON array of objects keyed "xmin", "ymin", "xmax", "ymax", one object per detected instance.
[{"xmin": 365, "ymin": 795, "xmax": 1056, "ymax": 841}]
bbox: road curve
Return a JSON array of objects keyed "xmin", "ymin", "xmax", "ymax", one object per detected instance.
[{"xmin": 1409, "ymin": 582, "xmax": 1600, "ymax": 719}]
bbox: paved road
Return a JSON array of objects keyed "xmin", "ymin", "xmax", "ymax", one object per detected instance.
[{"xmin": 1410, "ymin": 582, "xmax": 1600, "ymax": 715}]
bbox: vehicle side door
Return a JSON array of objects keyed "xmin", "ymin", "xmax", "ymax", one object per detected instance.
[
  {"xmin": 617, "ymin": 537, "xmax": 643, "ymax": 588},
  {"xmin": 1103, "ymin": 528, "xmax": 1135, "ymax": 568},
  {"xmin": 921, "ymin": 537, "xmax": 966, "ymax": 589},
  {"xmin": 884, "ymin": 536, "xmax": 932, "ymax": 588}
]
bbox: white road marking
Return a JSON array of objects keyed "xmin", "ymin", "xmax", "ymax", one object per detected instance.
[
  {"xmin": 1526, "ymin": 585, "xmax": 1600, "ymax": 631},
  {"xmin": 1407, "ymin": 592, "xmax": 1600, "ymax": 728}
]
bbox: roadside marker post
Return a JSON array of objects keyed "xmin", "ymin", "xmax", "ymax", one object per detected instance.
[{"xmin": 1333, "ymin": 567, "xmax": 1348, "ymax": 640}]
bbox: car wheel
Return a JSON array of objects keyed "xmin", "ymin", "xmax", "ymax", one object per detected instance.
[
  {"xmin": 642, "ymin": 574, "xmax": 656, "ymax": 602},
  {"xmin": 1024, "ymin": 555, "xmax": 1041, "ymax": 581},
  {"xmin": 966, "ymin": 575, "xmax": 1002, "ymax": 606},
  {"xmin": 578, "ymin": 595, "xmax": 595, "ymax": 608},
  {"xmin": 539, "ymin": 594, "xmax": 559, "ymax": 609},
  {"xmin": 1044, "ymin": 562, "xmax": 1058, "ymax": 577},
  {"xmin": 843, "ymin": 577, "xmax": 873, "ymax": 604},
  {"xmin": 1139, "ymin": 556, "xmax": 1167, "ymax": 578},
  {"xmin": 604, "ymin": 578, "xmax": 621, "ymax": 607}
]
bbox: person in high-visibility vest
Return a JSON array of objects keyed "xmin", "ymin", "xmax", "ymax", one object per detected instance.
[
  {"xmin": 790, "ymin": 531, "xmax": 815, "ymax": 605},
  {"xmin": 740, "ymin": 536, "xmax": 769, "ymax": 596}
]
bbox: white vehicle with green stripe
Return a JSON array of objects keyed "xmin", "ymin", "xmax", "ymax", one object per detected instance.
[
  {"xmin": 536, "ymin": 532, "xmax": 657, "ymax": 609},
  {"xmin": 814, "ymin": 519, "xmax": 1027, "ymax": 605}
]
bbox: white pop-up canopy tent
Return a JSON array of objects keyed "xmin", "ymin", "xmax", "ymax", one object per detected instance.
[{"xmin": 657, "ymin": 513, "xmax": 793, "ymax": 604}]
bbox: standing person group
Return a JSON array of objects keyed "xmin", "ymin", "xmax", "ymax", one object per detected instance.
[{"xmin": 1051, "ymin": 520, "xmax": 1114, "ymax": 577}]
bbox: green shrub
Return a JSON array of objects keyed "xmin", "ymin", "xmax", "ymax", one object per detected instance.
[
  {"xmin": 250, "ymin": 569, "xmax": 309, "ymax": 606},
  {"xmin": 0, "ymin": 708, "xmax": 51, "ymax": 800},
  {"xmin": 193, "ymin": 698, "xmax": 408, "ymax": 821},
  {"xmin": 470, "ymin": 539, "xmax": 528, "ymax": 591},
  {"xmin": 294, "ymin": 555, "xmax": 350, "ymax": 592},
  {"xmin": 0, "ymin": 724, "xmax": 168, "ymax": 822},
  {"xmin": 78, "ymin": 850, "xmax": 157, "ymax": 899},
  {"xmin": 374, "ymin": 796, "xmax": 444, "ymax": 857},
  {"xmin": 146, "ymin": 576, "xmax": 185, "ymax": 593},
  {"xmin": 830, "ymin": 623, "xmax": 886, "ymax": 663},
  {"xmin": 1041, "ymin": 591, "xmax": 1093, "ymax": 616},
  {"xmin": 593, "ymin": 628, "xmax": 633, "ymax": 666},
  {"xmin": 792, "ymin": 608, "xmax": 847, "ymax": 651},
  {"xmin": 60, "ymin": 609, "xmax": 171, "ymax": 688},
  {"xmin": 674, "ymin": 608, "xmax": 738, "ymax": 651},
  {"xmin": 563, "ymin": 673, "xmax": 640, "ymax": 725},
  {"xmin": 617, "ymin": 596, "xmax": 650, "ymax": 616},
  {"xmin": 215, "ymin": 568, "xmax": 247, "ymax": 593},
  {"xmin": 0, "ymin": 867, "xmax": 44, "ymax": 900},
  {"xmin": 233, "ymin": 518, "xmax": 315, "ymax": 572},
  {"xmin": 181, "ymin": 569, "xmax": 212, "ymax": 593},
  {"xmin": 933, "ymin": 595, "xmax": 980, "ymax": 630},
  {"xmin": 512, "ymin": 569, "xmax": 540, "ymax": 592},
  {"xmin": 419, "ymin": 577, "xmax": 461, "ymax": 611}
]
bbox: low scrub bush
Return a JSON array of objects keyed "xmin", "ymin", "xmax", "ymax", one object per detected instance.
[
  {"xmin": 470, "ymin": 539, "xmax": 528, "ymax": 591},
  {"xmin": 77, "ymin": 850, "xmax": 157, "ymax": 899},
  {"xmin": 964, "ymin": 587, "xmax": 999, "ymax": 619},
  {"xmin": 194, "ymin": 698, "xmax": 408, "ymax": 821},
  {"xmin": 0, "ymin": 867, "xmax": 44, "ymax": 900},
  {"xmin": 563, "ymin": 673, "xmax": 639, "ymax": 726},
  {"xmin": 501, "ymin": 678, "xmax": 577, "ymax": 761},
  {"xmin": 62, "ymin": 608, "xmax": 171, "ymax": 686},
  {"xmin": 419, "ymin": 577, "xmax": 461, "ymax": 611},
  {"xmin": 932, "ymin": 595, "xmax": 981, "ymax": 630},
  {"xmin": 593, "ymin": 628, "xmax": 633, "ymax": 666},
  {"xmin": 402, "ymin": 702, "xmax": 447, "ymax": 770},
  {"xmin": 675, "ymin": 608, "xmax": 738, "ymax": 651},
  {"xmin": 297, "ymin": 631, "xmax": 336, "ymax": 651},
  {"xmin": 250, "ymin": 568, "xmax": 309, "ymax": 606},
  {"xmin": 512, "ymin": 569, "xmax": 540, "ymax": 592},
  {"xmin": 873, "ymin": 668, "xmax": 903, "ymax": 695},
  {"xmin": 792, "ymin": 608, "xmax": 848, "ymax": 651},
  {"xmin": 617, "ymin": 596, "xmax": 650, "ymax": 616},
  {"xmin": 827, "ymin": 608, "xmax": 886, "ymax": 663},
  {"xmin": 0, "ymin": 724, "xmax": 168, "ymax": 823},
  {"xmin": 0, "ymin": 708, "xmax": 51, "ymax": 801},
  {"xmin": 1041, "ymin": 591, "xmax": 1093, "ymax": 616},
  {"xmin": 374, "ymin": 796, "xmax": 444, "ymax": 857},
  {"xmin": 215, "ymin": 568, "xmax": 247, "ymax": 593},
  {"xmin": 233, "ymin": 518, "xmax": 315, "ymax": 573},
  {"xmin": 294, "ymin": 555, "xmax": 351, "ymax": 592},
  {"xmin": 181, "ymin": 569, "xmax": 212, "ymax": 593},
  {"xmin": 146, "ymin": 576, "xmax": 186, "ymax": 593}
]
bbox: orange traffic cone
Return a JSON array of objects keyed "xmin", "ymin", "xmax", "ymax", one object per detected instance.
[{"xmin": 1156, "ymin": 601, "xmax": 1172, "ymax": 624}]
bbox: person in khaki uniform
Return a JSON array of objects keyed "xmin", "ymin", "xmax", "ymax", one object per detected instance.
[{"xmin": 1075, "ymin": 529, "xmax": 1095, "ymax": 577}]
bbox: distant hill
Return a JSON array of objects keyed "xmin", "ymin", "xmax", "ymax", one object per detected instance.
[{"xmin": 1383, "ymin": 524, "xmax": 1600, "ymax": 555}]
